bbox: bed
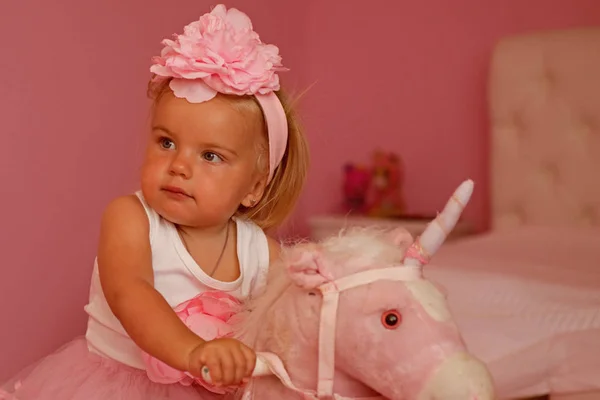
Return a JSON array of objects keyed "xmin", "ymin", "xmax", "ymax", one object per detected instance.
[{"xmin": 426, "ymin": 27, "xmax": 600, "ymax": 400}]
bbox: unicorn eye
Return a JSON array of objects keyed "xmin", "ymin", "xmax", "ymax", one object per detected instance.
[{"xmin": 381, "ymin": 310, "xmax": 402, "ymax": 329}]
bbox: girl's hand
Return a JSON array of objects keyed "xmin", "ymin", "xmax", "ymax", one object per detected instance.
[{"xmin": 188, "ymin": 338, "xmax": 256, "ymax": 387}]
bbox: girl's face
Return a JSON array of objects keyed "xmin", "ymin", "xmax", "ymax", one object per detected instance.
[{"xmin": 141, "ymin": 90, "xmax": 268, "ymax": 228}]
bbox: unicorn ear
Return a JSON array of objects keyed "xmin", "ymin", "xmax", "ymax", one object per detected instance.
[
  {"xmin": 285, "ymin": 243, "xmax": 332, "ymax": 290},
  {"xmin": 387, "ymin": 227, "xmax": 414, "ymax": 249}
]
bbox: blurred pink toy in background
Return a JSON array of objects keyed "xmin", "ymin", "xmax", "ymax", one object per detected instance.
[
  {"xmin": 342, "ymin": 150, "xmax": 407, "ymax": 217},
  {"xmin": 342, "ymin": 163, "xmax": 372, "ymax": 213},
  {"xmin": 366, "ymin": 150, "xmax": 406, "ymax": 218}
]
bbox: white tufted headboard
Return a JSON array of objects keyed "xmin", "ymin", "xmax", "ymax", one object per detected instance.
[{"xmin": 489, "ymin": 27, "xmax": 600, "ymax": 230}]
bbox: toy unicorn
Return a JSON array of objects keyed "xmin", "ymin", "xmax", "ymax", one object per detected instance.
[{"xmin": 201, "ymin": 179, "xmax": 495, "ymax": 399}]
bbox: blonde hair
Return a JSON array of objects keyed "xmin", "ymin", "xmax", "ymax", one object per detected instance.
[{"xmin": 147, "ymin": 78, "xmax": 310, "ymax": 231}]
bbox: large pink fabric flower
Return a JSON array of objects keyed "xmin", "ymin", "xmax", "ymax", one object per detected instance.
[
  {"xmin": 143, "ymin": 291, "xmax": 242, "ymax": 393},
  {"xmin": 150, "ymin": 4, "xmax": 286, "ymax": 103}
]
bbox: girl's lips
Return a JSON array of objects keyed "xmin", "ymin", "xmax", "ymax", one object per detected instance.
[{"xmin": 162, "ymin": 186, "xmax": 193, "ymax": 198}]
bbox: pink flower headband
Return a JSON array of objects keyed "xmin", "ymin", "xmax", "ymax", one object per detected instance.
[{"xmin": 150, "ymin": 4, "xmax": 288, "ymax": 183}]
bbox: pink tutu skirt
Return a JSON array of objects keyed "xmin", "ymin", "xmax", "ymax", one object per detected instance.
[{"xmin": 0, "ymin": 337, "xmax": 222, "ymax": 400}]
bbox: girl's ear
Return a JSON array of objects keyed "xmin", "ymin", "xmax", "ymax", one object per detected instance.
[{"xmin": 242, "ymin": 172, "xmax": 268, "ymax": 208}]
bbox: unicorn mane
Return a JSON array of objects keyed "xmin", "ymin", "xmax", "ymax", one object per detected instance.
[
  {"xmin": 232, "ymin": 254, "xmax": 295, "ymax": 346},
  {"xmin": 316, "ymin": 226, "xmax": 412, "ymax": 267}
]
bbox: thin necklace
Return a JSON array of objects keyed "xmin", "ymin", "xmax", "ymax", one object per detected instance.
[
  {"xmin": 207, "ymin": 220, "xmax": 230, "ymax": 277},
  {"xmin": 178, "ymin": 220, "xmax": 231, "ymax": 278}
]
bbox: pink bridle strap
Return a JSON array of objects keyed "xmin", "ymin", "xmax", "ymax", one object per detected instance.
[
  {"xmin": 405, "ymin": 240, "xmax": 431, "ymax": 265},
  {"xmin": 255, "ymin": 92, "xmax": 288, "ymax": 184},
  {"xmin": 316, "ymin": 266, "xmax": 422, "ymax": 398},
  {"xmin": 240, "ymin": 352, "xmax": 383, "ymax": 400}
]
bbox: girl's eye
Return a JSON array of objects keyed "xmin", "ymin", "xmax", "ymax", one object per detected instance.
[
  {"xmin": 203, "ymin": 152, "xmax": 223, "ymax": 163},
  {"xmin": 160, "ymin": 138, "xmax": 175, "ymax": 150},
  {"xmin": 381, "ymin": 310, "xmax": 402, "ymax": 330}
]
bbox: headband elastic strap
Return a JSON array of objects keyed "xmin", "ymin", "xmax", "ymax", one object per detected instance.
[{"xmin": 255, "ymin": 93, "xmax": 288, "ymax": 184}]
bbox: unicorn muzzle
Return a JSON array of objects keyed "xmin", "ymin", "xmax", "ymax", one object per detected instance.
[{"xmin": 417, "ymin": 352, "xmax": 496, "ymax": 400}]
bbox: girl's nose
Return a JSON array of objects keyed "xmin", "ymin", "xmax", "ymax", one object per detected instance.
[{"xmin": 169, "ymin": 153, "xmax": 192, "ymax": 178}]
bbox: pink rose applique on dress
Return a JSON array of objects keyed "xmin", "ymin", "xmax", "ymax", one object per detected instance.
[{"xmin": 142, "ymin": 291, "xmax": 243, "ymax": 393}]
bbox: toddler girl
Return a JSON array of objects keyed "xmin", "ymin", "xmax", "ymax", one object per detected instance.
[{"xmin": 1, "ymin": 4, "xmax": 308, "ymax": 400}]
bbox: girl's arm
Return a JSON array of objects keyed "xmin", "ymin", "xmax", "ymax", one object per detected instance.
[{"xmin": 97, "ymin": 195, "xmax": 202, "ymax": 372}]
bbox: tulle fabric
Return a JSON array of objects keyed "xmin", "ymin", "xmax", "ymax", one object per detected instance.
[{"xmin": 0, "ymin": 337, "xmax": 222, "ymax": 400}]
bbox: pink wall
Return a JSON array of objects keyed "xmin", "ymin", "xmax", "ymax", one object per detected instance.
[
  {"xmin": 292, "ymin": 0, "xmax": 600, "ymax": 237},
  {"xmin": 0, "ymin": 0, "xmax": 305, "ymax": 380}
]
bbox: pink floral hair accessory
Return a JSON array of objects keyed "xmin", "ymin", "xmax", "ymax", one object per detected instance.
[{"xmin": 150, "ymin": 4, "xmax": 288, "ymax": 182}]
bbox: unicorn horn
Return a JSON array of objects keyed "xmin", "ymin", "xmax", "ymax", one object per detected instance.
[{"xmin": 404, "ymin": 179, "xmax": 474, "ymax": 267}]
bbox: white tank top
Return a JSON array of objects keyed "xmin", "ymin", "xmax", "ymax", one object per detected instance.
[{"xmin": 83, "ymin": 192, "xmax": 270, "ymax": 369}]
